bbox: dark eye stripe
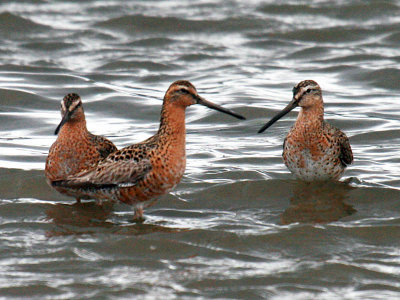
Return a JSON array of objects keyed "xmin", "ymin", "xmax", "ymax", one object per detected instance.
[
  {"xmin": 69, "ymin": 101, "xmax": 82, "ymax": 112},
  {"xmin": 305, "ymin": 87, "xmax": 318, "ymax": 94}
]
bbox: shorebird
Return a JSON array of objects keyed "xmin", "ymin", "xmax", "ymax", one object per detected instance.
[
  {"xmin": 258, "ymin": 80, "xmax": 353, "ymax": 181},
  {"xmin": 45, "ymin": 93, "xmax": 117, "ymax": 202},
  {"xmin": 52, "ymin": 80, "xmax": 245, "ymax": 221}
]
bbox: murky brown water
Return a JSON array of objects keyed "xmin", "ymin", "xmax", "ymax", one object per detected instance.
[{"xmin": 1, "ymin": 1, "xmax": 400, "ymax": 299}]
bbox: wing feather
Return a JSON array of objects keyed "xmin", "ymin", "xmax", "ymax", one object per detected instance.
[
  {"xmin": 336, "ymin": 131, "xmax": 353, "ymax": 167},
  {"xmin": 52, "ymin": 159, "xmax": 152, "ymax": 190}
]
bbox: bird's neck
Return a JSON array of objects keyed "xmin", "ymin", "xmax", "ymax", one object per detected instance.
[
  {"xmin": 58, "ymin": 117, "xmax": 88, "ymax": 138},
  {"xmin": 295, "ymin": 101, "xmax": 324, "ymax": 130},
  {"xmin": 157, "ymin": 102, "xmax": 187, "ymax": 148}
]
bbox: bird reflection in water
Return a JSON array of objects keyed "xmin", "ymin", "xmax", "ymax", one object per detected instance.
[
  {"xmin": 281, "ymin": 180, "xmax": 356, "ymax": 225},
  {"xmin": 45, "ymin": 201, "xmax": 186, "ymax": 237}
]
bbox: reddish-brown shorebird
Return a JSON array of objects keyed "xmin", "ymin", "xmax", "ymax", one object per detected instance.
[
  {"xmin": 258, "ymin": 80, "xmax": 353, "ymax": 181},
  {"xmin": 45, "ymin": 93, "xmax": 117, "ymax": 202},
  {"xmin": 52, "ymin": 80, "xmax": 245, "ymax": 221}
]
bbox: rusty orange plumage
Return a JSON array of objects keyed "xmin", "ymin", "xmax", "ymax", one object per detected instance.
[
  {"xmin": 258, "ymin": 80, "xmax": 353, "ymax": 181},
  {"xmin": 52, "ymin": 81, "xmax": 245, "ymax": 221},
  {"xmin": 45, "ymin": 93, "xmax": 117, "ymax": 202}
]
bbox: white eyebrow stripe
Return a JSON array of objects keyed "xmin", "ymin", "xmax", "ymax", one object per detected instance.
[
  {"xmin": 301, "ymin": 84, "xmax": 318, "ymax": 92},
  {"xmin": 68, "ymin": 100, "xmax": 81, "ymax": 111},
  {"xmin": 176, "ymin": 85, "xmax": 189, "ymax": 90}
]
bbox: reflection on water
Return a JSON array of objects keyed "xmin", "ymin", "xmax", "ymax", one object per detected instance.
[
  {"xmin": 45, "ymin": 201, "xmax": 115, "ymax": 228},
  {"xmin": 281, "ymin": 180, "xmax": 356, "ymax": 225},
  {"xmin": 45, "ymin": 201, "xmax": 187, "ymax": 237}
]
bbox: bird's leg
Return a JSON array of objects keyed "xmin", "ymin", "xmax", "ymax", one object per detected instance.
[{"xmin": 133, "ymin": 203, "xmax": 145, "ymax": 223}]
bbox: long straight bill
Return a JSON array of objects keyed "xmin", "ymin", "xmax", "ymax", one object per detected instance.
[
  {"xmin": 54, "ymin": 111, "xmax": 71, "ymax": 135},
  {"xmin": 197, "ymin": 96, "xmax": 245, "ymax": 120},
  {"xmin": 258, "ymin": 98, "xmax": 298, "ymax": 133}
]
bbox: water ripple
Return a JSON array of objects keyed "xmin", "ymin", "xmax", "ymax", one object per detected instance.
[{"xmin": 0, "ymin": 0, "xmax": 400, "ymax": 299}]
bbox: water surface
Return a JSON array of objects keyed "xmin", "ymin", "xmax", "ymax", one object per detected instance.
[{"xmin": 0, "ymin": 1, "xmax": 400, "ymax": 299}]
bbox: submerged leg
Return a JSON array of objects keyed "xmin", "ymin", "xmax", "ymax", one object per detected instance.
[
  {"xmin": 133, "ymin": 203, "xmax": 145, "ymax": 223},
  {"xmin": 75, "ymin": 197, "xmax": 81, "ymax": 204}
]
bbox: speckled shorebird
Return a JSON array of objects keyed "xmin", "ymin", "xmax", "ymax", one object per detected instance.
[
  {"xmin": 45, "ymin": 93, "xmax": 117, "ymax": 202},
  {"xmin": 52, "ymin": 80, "xmax": 245, "ymax": 221},
  {"xmin": 258, "ymin": 80, "xmax": 353, "ymax": 181}
]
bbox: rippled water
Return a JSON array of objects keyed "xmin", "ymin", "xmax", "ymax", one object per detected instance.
[{"xmin": 1, "ymin": 0, "xmax": 400, "ymax": 299}]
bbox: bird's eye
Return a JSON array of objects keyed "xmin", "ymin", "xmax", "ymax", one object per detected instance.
[
  {"xmin": 305, "ymin": 88, "xmax": 313, "ymax": 94},
  {"xmin": 179, "ymin": 88, "xmax": 189, "ymax": 94}
]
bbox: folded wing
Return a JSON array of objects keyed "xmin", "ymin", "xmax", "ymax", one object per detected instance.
[
  {"xmin": 337, "ymin": 132, "xmax": 353, "ymax": 167},
  {"xmin": 52, "ymin": 158, "xmax": 152, "ymax": 190}
]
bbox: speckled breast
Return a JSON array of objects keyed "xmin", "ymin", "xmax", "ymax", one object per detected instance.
[{"xmin": 283, "ymin": 139, "xmax": 345, "ymax": 181}]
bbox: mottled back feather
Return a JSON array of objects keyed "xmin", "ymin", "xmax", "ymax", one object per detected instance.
[{"xmin": 88, "ymin": 133, "xmax": 118, "ymax": 159}]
